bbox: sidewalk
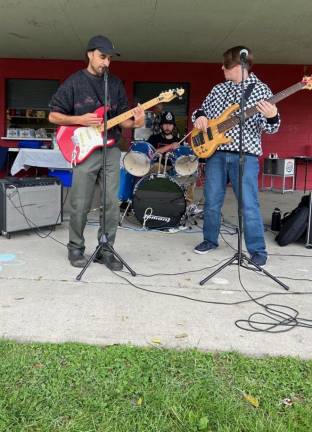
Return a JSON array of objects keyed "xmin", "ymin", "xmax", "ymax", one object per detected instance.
[{"xmin": 1, "ymin": 189, "xmax": 311, "ymax": 358}]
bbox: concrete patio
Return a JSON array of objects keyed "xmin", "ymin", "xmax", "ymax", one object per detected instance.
[{"xmin": 1, "ymin": 187, "xmax": 311, "ymax": 359}]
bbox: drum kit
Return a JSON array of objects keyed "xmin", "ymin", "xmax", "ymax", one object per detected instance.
[{"xmin": 119, "ymin": 140, "xmax": 202, "ymax": 229}]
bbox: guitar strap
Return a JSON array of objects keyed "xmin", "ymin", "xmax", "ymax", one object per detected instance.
[
  {"xmin": 222, "ymin": 82, "xmax": 256, "ymax": 112},
  {"xmin": 243, "ymin": 83, "xmax": 256, "ymax": 103},
  {"xmin": 87, "ymin": 75, "xmax": 112, "ymax": 118}
]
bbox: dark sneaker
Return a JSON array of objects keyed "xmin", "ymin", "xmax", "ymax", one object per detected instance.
[
  {"xmin": 94, "ymin": 252, "xmax": 123, "ymax": 271},
  {"xmin": 250, "ymin": 253, "xmax": 267, "ymax": 267},
  {"xmin": 194, "ymin": 240, "xmax": 216, "ymax": 255},
  {"xmin": 68, "ymin": 249, "xmax": 88, "ymax": 268}
]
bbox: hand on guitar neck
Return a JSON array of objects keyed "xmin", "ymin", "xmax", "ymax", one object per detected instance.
[
  {"xmin": 122, "ymin": 104, "xmax": 145, "ymax": 129},
  {"xmin": 256, "ymin": 100, "xmax": 277, "ymax": 118}
]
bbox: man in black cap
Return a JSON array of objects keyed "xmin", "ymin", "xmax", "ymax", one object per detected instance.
[{"xmin": 49, "ymin": 35, "xmax": 144, "ymax": 269}]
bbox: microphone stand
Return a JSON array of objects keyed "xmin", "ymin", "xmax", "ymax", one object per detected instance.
[
  {"xmin": 76, "ymin": 68, "xmax": 136, "ymax": 281},
  {"xmin": 199, "ymin": 58, "xmax": 288, "ymax": 290}
]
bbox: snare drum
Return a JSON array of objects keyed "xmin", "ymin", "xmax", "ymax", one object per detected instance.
[
  {"xmin": 132, "ymin": 175, "xmax": 186, "ymax": 229},
  {"xmin": 170, "ymin": 146, "xmax": 198, "ymax": 176},
  {"xmin": 123, "ymin": 141, "xmax": 155, "ymax": 177}
]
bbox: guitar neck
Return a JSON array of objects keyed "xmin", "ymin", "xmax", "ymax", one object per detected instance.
[
  {"xmin": 219, "ymin": 81, "xmax": 305, "ymax": 133},
  {"xmin": 106, "ymin": 97, "xmax": 162, "ymax": 130}
]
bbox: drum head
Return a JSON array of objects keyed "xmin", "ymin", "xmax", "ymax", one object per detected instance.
[
  {"xmin": 175, "ymin": 155, "xmax": 199, "ymax": 176},
  {"xmin": 133, "ymin": 176, "xmax": 186, "ymax": 229},
  {"xmin": 123, "ymin": 152, "xmax": 151, "ymax": 177}
]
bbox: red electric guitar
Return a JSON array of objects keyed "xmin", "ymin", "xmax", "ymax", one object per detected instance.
[{"xmin": 56, "ymin": 88, "xmax": 185, "ymax": 165}]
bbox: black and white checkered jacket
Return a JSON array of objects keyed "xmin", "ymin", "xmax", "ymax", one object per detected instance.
[{"xmin": 192, "ymin": 73, "xmax": 280, "ymax": 156}]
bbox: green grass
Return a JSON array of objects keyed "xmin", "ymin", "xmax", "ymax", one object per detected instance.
[{"xmin": 0, "ymin": 341, "xmax": 311, "ymax": 431}]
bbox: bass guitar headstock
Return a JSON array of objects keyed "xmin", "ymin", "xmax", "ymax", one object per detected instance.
[{"xmin": 302, "ymin": 76, "xmax": 312, "ymax": 90}]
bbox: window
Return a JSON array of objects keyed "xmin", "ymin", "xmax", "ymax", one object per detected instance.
[
  {"xmin": 134, "ymin": 82, "xmax": 190, "ymax": 137},
  {"xmin": 5, "ymin": 79, "xmax": 59, "ymax": 139}
]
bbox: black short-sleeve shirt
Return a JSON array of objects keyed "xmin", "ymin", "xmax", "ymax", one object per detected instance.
[{"xmin": 49, "ymin": 69, "xmax": 129, "ymax": 141}]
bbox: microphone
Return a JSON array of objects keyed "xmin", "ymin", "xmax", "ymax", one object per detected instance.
[{"xmin": 239, "ymin": 49, "xmax": 249, "ymax": 62}]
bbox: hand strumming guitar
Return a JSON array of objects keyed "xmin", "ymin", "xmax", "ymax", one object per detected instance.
[{"xmin": 194, "ymin": 116, "xmax": 208, "ymax": 131}]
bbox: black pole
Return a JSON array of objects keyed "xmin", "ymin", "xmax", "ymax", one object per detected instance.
[
  {"xmin": 76, "ymin": 68, "xmax": 136, "ymax": 281},
  {"xmin": 199, "ymin": 57, "xmax": 288, "ymax": 290}
]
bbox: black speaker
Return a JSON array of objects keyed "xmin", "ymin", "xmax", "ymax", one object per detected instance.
[
  {"xmin": 263, "ymin": 158, "xmax": 295, "ymax": 176},
  {"xmin": 306, "ymin": 192, "xmax": 312, "ymax": 248},
  {"xmin": 0, "ymin": 177, "xmax": 62, "ymax": 238}
]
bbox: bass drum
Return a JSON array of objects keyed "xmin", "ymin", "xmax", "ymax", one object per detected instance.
[{"xmin": 133, "ymin": 175, "xmax": 186, "ymax": 229}]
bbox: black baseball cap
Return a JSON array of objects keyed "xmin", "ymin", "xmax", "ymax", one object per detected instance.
[
  {"xmin": 86, "ymin": 35, "xmax": 120, "ymax": 56},
  {"xmin": 160, "ymin": 111, "xmax": 176, "ymax": 125}
]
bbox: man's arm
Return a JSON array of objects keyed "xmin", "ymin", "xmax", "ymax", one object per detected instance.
[
  {"xmin": 49, "ymin": 111, "xmax": 104, "ymax": 127},
  {"xmin": 114, "ymin": 80, "xmax": 145, "ymax": 129},
  {"xmin": 156, "ymin": 142, "xmax": 180, "ymax": 154},
  {"xmin": 191, "ymin": 92, "xmax": 214, "ymax": 131},
  {"xmin": 255, "ymin": 86, "xmax": 281, "ymax": 134}
]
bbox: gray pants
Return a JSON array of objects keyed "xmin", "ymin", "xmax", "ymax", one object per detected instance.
[{"xmin": 68, "ymin": 146, "xmax": 121, "ymax": 253}]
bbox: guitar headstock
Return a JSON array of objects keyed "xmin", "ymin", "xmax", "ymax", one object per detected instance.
[
  {"xmin": 158, "ymin": 88, "xmax": 185, "ymax": 102},
  {"xmin": 302, "ymin": 76, "xmax": 312, "ymax": 90}
]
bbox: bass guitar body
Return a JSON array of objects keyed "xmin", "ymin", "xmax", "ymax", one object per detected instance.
[{"xmin": 191, "ymin": 104, "xmax": 239, "ymax": 159}]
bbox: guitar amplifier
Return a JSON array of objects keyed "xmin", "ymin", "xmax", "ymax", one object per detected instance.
[{"xmin": 0, "ymin": 177, "xmax": 62, "ymax": 237}]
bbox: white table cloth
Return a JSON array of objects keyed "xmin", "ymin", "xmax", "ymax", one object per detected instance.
[{"xmin": 11, "ymin": 149, "xmax": 71, "ymax": 175}]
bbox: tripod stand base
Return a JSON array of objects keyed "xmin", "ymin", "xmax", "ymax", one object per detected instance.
[
  {"xmin": 76, "ymin": 239, "xmax": 136, "ymax": 281},
  {"xmin": 199, "ymin": 252, "xmax": 289, "ymax": 290}
]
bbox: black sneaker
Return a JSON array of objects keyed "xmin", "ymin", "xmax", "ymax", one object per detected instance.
[
  {"xmin": 94, "ymin": 252, "xmax": 123, "ymax": 271},
  {"xmin": 68, "ymin": 249, "xmax": 88, "ymax": 268},
  {"xmin": 194, "ymin": 240, "xmax": 216, "ymax": 255},
  {"xmin": 250, "ymin": 253, "xmax": 267, "ymax": 267}
]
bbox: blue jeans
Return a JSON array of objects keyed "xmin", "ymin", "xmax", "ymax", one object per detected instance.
[{"xmin": 203, "ymin": 151, "xmax": 266, "ymax": 257}]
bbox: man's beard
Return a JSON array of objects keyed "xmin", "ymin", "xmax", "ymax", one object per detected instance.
[{"xmin": 162, "ymin": 128, "xmax": 173, "ymax": 136}]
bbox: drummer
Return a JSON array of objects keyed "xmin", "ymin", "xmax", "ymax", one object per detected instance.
[
  {"xmin": 147, "ymin": 111, "xmax": 199, "ymax": 212},
  {"xmin": 148, "ymin": 111, "xmax": 180, "ymax": 157}
]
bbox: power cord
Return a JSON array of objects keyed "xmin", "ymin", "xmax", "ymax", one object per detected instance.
[{"xmin": 234, "ymin": 264, "xmax": 312, "ymax": 333}]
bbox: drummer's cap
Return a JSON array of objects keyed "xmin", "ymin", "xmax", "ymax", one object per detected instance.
[
  {"xmin": 160, "ymin": 111, "xmax": 176, "ymax": 125},
  {"xmin": 86, "ymin": 35, "xmax": 120, "ymax": 56}
]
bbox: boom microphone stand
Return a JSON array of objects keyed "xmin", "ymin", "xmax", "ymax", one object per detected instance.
[
  {"xmin": 199, "ymin": 54, "xmax": 288, "ymax": 290},
  {"xmin": 77, "ymin": 68, "xmax": 136, "ymax": 281}
]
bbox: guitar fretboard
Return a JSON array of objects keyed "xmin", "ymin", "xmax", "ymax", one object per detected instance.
[
  {"xmin": 106, "ymin": 97, "xmax": 164, "ymax": 130},
  {"xmin": 218, "ymin": 81, "xmax": 305, "ymax": 133}
]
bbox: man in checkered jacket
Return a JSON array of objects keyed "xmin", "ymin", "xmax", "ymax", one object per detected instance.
[{"xmin": 192, "ymin": 45, "xmax": 280, "ymax": 266}]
